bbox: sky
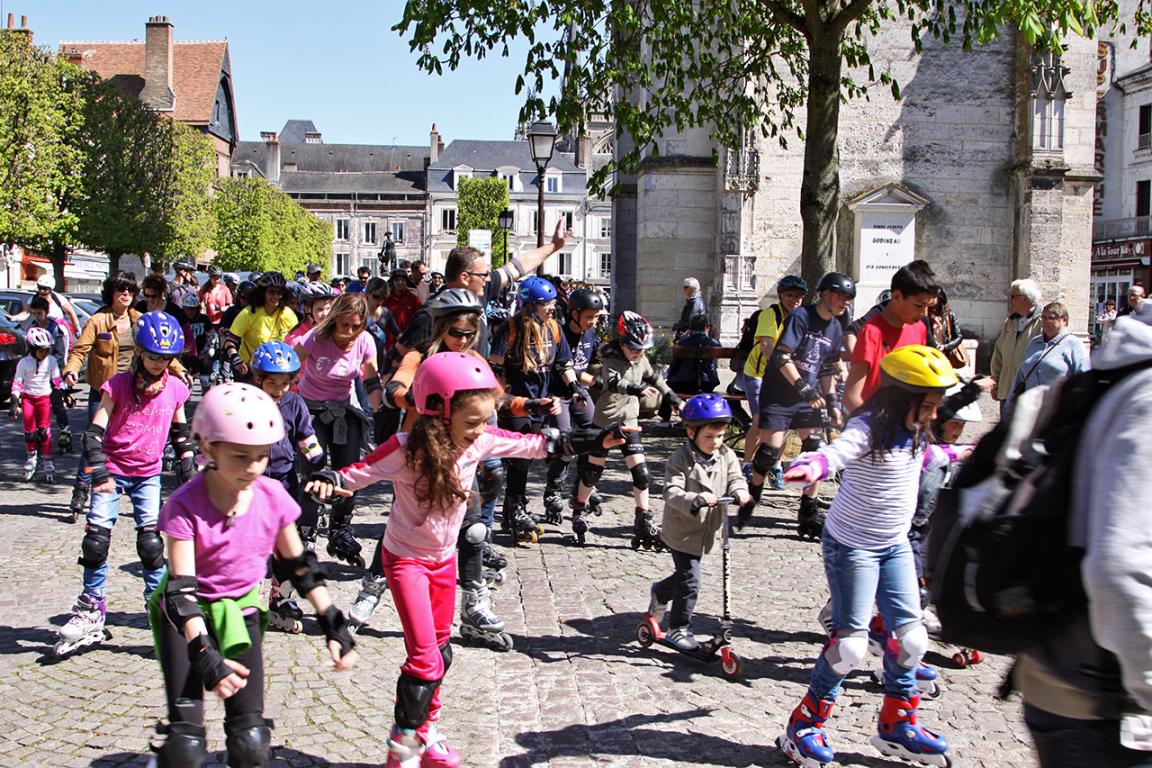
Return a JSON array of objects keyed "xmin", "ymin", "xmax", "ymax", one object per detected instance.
[{"xmin": 16, "ymin": 0, "xmax": 541, "ymax": 147}]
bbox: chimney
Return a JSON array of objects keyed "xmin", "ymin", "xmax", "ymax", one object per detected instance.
[
  {"xmin": 260, "ymin": 132, "xmax": 281, "ymax": 185},
  {"xmin": 141, "ymin": 16, "xmax": 175, "ymax": 112},
  {"xmin": 429, "ymin": 124, "xmax": 441, "ymax": 165},
  {"xmin": 6, "ymin": 13, "xmax": 12, "ymax": 28},
  {"xmin": 575, "ymin": 133, "xmax": 589, "ymax": 169}
]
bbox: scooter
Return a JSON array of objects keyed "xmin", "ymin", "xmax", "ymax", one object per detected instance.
[{"xmin": 635, "ymin": 497, "xmax": 742, "ymax": 679}]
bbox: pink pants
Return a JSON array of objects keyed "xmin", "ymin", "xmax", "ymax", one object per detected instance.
[
  {"xmin": 383, "ymin": 549, "xmax": 457, "ymax": 725},
  {"xmin": 21, "ymin": 394, "xmax": 51, "ymax": 455}
]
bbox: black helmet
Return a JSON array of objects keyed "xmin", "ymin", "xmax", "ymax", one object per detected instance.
[
  {"xmin": 617, "ymin": 310, "xmax": 654, "ymax": 350},
  {"xmin": 207, "ymin": 265, "xmax": 223, "ymax": 278},
  {"xmin": 257, "ymin": 271, "xmax": 286, "ymax": 290},
  {"xmin": 428, "ymin": 288, "xmax": 483, "ymax": 320},
  {"xmin": 777, "ymin": 274, "xmax": 808, "ymax": 294},
  {"xmin": 816, "ymin": 272, "xmax": 857, "ymax": 299},
  {"xmin": 567, "ymin": 288, "xmax": 606, "ymax": 316},
  {"xmin": 173, "ymin": 258, "xmax": 195, "ymax": 272},
  {"xmin": 237, "ymin": 280, "xmax": 256, "ymax": 299}
]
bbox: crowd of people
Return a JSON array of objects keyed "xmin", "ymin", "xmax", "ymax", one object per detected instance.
[{"xmin": 12, "ymin": 232, "xmax": 1149, "ymax": 768}]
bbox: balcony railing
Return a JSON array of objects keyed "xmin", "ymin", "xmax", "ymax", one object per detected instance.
[
  {"xmin": 1093, "ymin": 215, "xmax": 1152, "ymax": 241},
  {"xmin": 1140, "ymin": 132, "xmax": 1152, "ymax": 150}
]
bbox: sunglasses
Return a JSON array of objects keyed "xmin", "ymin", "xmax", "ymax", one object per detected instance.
[
  {"xmin": 142, "ymin": 351, "xmax": 174, "ymax": 362},
  {"xmin": 465, "ymin": 270, "xmax": 491, "ymax": 280},
  {"xmin": 113, "ymin": 286, "xmax": 137, "ymax": 294},
  {"xmin": 37, "ymin": 286, "xmax": 51, "ymax": 292},
  {"xmin": 447, "ymin": 327, "xmax": 478, "ymax": 340}
]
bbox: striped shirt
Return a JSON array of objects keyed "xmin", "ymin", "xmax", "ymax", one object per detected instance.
[{"xmin": 796, "ymin": 414, "xmax": 951, "ymax": 550}]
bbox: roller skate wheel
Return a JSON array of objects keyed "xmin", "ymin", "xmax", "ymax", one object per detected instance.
[
  {"xmin": 497, "ymin": 633, "xmax": 514, "ymax": 652},
  {"xmin": 352, "ymin": 554, "xmax": 366, "ymax": 569},
  {"xmin": 720, "ymin": 648, "xmax": 742, "ymax": 679},
  {"xmin": 919, "ymin": 680, "xmax": 941, "ymax": 700},
  {"xmin": 968, "ymin": 649, "xmax": 983, "ymax": 664},
  {"xmin": 630, "ymin": 537, "xmax": 641, "ymax": 551},
  {"xmin": 490, "ymin": 570, "xmax": 505, "ymax": 585},
  {"xmin": 635, "ymin": 621, "xmax": 655, "ymax": 648},
  {"xmin": 951, "ymin": 652, "xmax": 967, "ymax": 668}
]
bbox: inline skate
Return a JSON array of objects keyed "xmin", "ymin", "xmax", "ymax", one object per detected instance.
[
  {"xmin": 630, "ymin": 507, "xmax": 663, "ymax": 551},
  {"xmin": 42, "ymin": 457, "xmax": 55, "ymax": 483},
  {"xmin": 22, "ymin": 453, "xmax": 38, "ymax": 481},
  {"xmin": 298, "ymin": 524, "xmax": 318, "ymax": 554},
  {"xmin": 871, "ymin": 694, "xmax": 950, "ymax": 766},
  {"xmin": 69, "ymin": 480, "xmax": 90, "ymax": 524},
  {"xmin": 540, "ymin": 483, "xmax": 565, "ymax": 526},
  {"xmin": 587, "ymin": 488, "xmax": 604, "ymax": 516},
  {"xmin": 54, "ymin": 593, "xmax": 111, "ymax": 656},
  {"xmin": 503, "ymin": 494, "xmax": 541, "ymax": 544},
  {"xmin": 267, "ymin": 578, "xmax": 303, "ymax": 633},
  {"xmin": 57, "ymin": 425, "xmax": 72, "ymax": 454},
  {"xmin": 348, "ymin": 573, "xmax": 389, "ymax": 632},
  {"xmin": 797, "ymin": 495, "xmax": 825, "ymax": 541},
  {"xmin": 778, "ymin": 693, "xmax": 835, "ymax": 767},
  {"xmin": 570, "ymin": 501, "xmax": 590, "ymax": 546},
  {"xmin": 459, "ymin": 585, "xmax": 512, "ymax": 651},
  {"xmin": 327, "ymin": 522, "xmax": 365, "ymax": 568}
]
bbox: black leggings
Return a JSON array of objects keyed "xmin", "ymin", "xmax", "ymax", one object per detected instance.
[
  {"xmin": 157, "ymin": 610, "xmax": 264, "ymax": 727},
  {"xmin": 300, "ymin": 403, "xmax": 364, "ymax": 528},
  {"xmin": 545, "ymin": 398, "xmax": 594, "ymax": 488},
  {"xmin": 499, "ymin": 413, "xmax": 542, "ymax": 497}
]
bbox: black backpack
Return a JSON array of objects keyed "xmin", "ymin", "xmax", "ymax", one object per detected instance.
[
  {"xmin": 928, "ymin": 360, "xmax": 1152, "ymax": 655},
  {"xmin": 732, "ymin": 305, "xmax": 783, "ymax": 372}
]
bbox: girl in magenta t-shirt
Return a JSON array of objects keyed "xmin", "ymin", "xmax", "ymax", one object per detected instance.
[
  {"xmin": 307, "ymin": 352, "xmax": 626, "ymax": 768},
  {"xmin": 293, "ymin": 292, "xmax": 383, "ymax": 569},
  {"xmin": 148, "ymin": 383, "xmax": 357, "ymax": 767}
]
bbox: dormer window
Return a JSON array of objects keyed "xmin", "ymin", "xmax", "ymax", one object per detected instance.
[
  {"xmin": 452, "ymin": 166, "xmax": 474, "ymax": 189},
  {"xmin": 496, "ymin": 166, "xmax": 521, "ymax": 192}
]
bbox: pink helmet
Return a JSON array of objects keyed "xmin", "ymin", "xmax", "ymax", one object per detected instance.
[
  {"xmin": 192, "ymin": 382, "xmax": 285, "ymax": 445},
  {"xmin": 412, "ymin": 352, "xmax": 499, "ymax": 419}
]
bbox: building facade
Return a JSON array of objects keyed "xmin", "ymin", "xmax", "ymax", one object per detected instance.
[{"xmin": 614, "ymin": 27, "xmax": 1100, "ymax": 346}]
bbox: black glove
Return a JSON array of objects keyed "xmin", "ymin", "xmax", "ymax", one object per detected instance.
[
  {"xmin": 794, "ymin": 380, "xmax": 821, "ymax": 404},
  {"xmin": 523, "ymin": 398, "xmax": 553, "ymax": 416},
  {"xmin": 316, "ymin": 604, "xmax": 356, "ymax": 659},
  {"xmin": 177, "ymin": 454, "xmax": 197, "ymax": 484},
  {"xmin": 569, "ymin": 380, "xmax": 592, "ymax": 407},
  {"xmin": 188, "ymin": 633, "xmax": 233, "ymax": 691},
  {"xmin": 308, "ymin": 468, "xmax": 342, "ymax": 503}
]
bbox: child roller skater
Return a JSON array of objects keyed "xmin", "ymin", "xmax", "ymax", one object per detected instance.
[
  {"xmin": 778, "ymin": 345, "xmax": 968, "ymax": 768},
  {"xmin": 146, "ymin": 383, "xmax": 357, "ymax": 768},
  {"xmin": 11, "ymin": 326, "xmax": 64, "ymax": 482},
  {"xmin": 648, "ymin": 394, "xmax": 751, "ymax": 650},
  {"xmin": 578, "ymin": 311, "xmax": 681, "ymax": 548},
  {"xmin": 250, "ymin": 340, "xmax": 327, "ymax": 633},
  {"xmin": 307, "ymin": 352, "xmax": 629, "ymax": 767},
  {"xmin": 55, "ymin": 311, "xmax": 195, "ymax": 656}
]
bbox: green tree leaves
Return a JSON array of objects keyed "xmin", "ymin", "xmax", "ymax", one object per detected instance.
[
  {"xmin": 457, "ymin": 176, "xmax": 511, "ymax": 265},
  {"xmin": 213, "ymin": 177, "xmax": 332, "ymax": 276}
]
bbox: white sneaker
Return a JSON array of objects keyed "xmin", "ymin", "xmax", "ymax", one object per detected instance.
[{"xmin": 922, "ymin": 605, "xmax": 942, "ymax": 635}]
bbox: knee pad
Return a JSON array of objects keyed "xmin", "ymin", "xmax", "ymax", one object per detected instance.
[
  {"xmin": 78, "ymin": 524, "xmax": 112, "ymax": 569},
  {"xmin": 35, "ymin": 427, "xmax": 49, "ymax": 443},
  {"xmin": 578, "ymin": 459, "xmax": 605, "ymax": 488},
  {"xmin": 223, "ymin": 713, "xmax": 272, "ymax": 768},
  {"xmin": 801, "ymin": 435, "xmax": 826, "ymax": 453},
  {"xmin": 620, "ymin": 433, "xmax": 645, "ymax": 457},
  {"xmin": 23, "ymin": 431, "xmax": 35, "ymax": 446},
  {"xmin": 460, "ymin": 520, "xmax": 488, "ymax": 547},
  {"xmin": 136, "ymin": 525, "xmax": 165, "ymax": 571},
  {"xmin": 752, "ymin": 443, "xmax": 781, "ymax": 476},
  {"xmin": 440, "ymin": 641, "xmax": 453, "ymax": 675},
  {"xmin": 823, "ymin": 629, "xmax": 870, "ymax": 676},
  {"xmin": 629, "ymin": 462, "xmax": 651, "ymax": 491},
  {"xmin": 156, "ymin": 721, "xmax": 207, "ymax": 768},
  {"xmin": 893, "ymin": 620, "xmax": 930, "ymax": 669},
  {"xmin": 395, "ymin": 673, "xmax": 440, "ymax": 730},
  {"xmin": 477, "ymin": 461, "xmax": 504, "ymax": 501}
]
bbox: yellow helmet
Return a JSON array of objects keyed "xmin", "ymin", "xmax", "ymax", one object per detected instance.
[{"xmin": 879, "ymin": 345, "xmax": 959, "ymax": 392}]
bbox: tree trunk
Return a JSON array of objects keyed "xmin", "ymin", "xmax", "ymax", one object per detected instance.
[
  {"xmin": 108, "ymin": 250, "xmax": 121, "ymax": 276},
  {"xmin": 50, "ymin": 241, "xmax": 68, "ymax": 293},
  {"xmin": 799, "ymin": 32, "xmax": 844, "ymax": 290}
]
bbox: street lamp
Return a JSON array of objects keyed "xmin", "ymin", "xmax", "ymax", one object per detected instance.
[
  {"xmin": 498, "ymin": 208, "xmax": 514, "ymax": 266},
  {"xmin": 528, "ymin": 120, "xmax": 557, "ymax": 275}
]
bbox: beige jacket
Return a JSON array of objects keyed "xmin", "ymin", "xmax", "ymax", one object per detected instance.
[
  {"xmin": 660, "ymin": 442, "xmax": 748, "ymax": 557},
  {"xmin": 590, "ymin": 343, "xmax": 674, "ymax": 428},
  {"xmin": 990, "ymin": 310, "xmax": 1042, "ymax": 401}
]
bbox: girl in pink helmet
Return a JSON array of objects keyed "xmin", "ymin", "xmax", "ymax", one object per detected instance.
[
  {"xmin": 307, "ymin": 352, "xmax": 630, "ymax": 768},
  {"xmin": 147, "ymin": 383, "xmax": 358, "ymax": 768}
]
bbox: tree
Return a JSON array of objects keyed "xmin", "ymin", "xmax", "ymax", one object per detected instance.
[
  {"xmin": 213, "ymin": 177, "xmax": 332, "ymax": 276},
  {"xmin": 150, "ymin": 120, "xmax": 216, "ymax": 267},
  {"xmin": 456, "ymin": 176, "xmax": 511, "ymax": 265},
  {"xmin": 396, "ymin": 0, "xmax": 1120, "ymax": 287}
]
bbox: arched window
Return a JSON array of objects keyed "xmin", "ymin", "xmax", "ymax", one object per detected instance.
[{"xmin": 1032, "ymin": 50, "xmax": 1070, "ymax": 153}]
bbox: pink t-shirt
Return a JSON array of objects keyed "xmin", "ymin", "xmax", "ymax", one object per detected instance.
[
  {"xmin": 159, "ymin": 474, "xmax": 300, "ymax": 600},
  {"xmin": 296, "ymin": 329, "xmax": 375, "ymax": 402},
  {"xmin": 100, "ymin": 371, "xmax": 190, "ymax": 477},
  {"xmin": 340, "ymin": 426, "xmax": 548, "ymax": 562},
  {"xmin": 283, "ymin": 319, "xmax": 313, "ymax": 349}
]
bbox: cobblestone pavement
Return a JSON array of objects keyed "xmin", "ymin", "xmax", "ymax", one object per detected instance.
[{"xmin": 0, "ymin": 404, "xmax": 1035, "ymax": 767}]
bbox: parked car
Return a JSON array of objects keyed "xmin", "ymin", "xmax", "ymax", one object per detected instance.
[
  {"xmin": 0, "ymin": 289, "xmax": 32, "ymax": 318},
  {"xmin": 0, "ymin": 315, "xmax": 28, "ymax": 404}
]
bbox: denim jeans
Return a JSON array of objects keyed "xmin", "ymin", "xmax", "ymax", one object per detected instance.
[
  {"xmin": 82, "ymin": 473, "xmax": 165, "ymax": 600},
  {"xmin": 1026, "ymin": 704, "xmax": 1152, "ymax": 768},
  {"xmin": 479, "ymin": 458, "xmax": 502, "ymax": 528},
  {"xmin": 653, "ymin": 548, "xmax": 702, "ymax": 630},
  {"xmin": 808, "ymin": 531, "xmax": 922, "ymax": 701}
]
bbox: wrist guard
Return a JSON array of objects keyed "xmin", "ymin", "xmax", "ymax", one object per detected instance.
[
  {"xmin": 229, "ymin": 352, "xmax": 245, "ymax": 369},
  {"xmin": 794, "ymin": 381, "xmax": 820, "ymax": 403},
  {"xmin": 284, "ymin": 549, "xmax": 327, "ymax": 596},
  {"xmin": 624, "ymin": 382, "xmax": 647, "ymax": 397},
  {"xmin": 691, "ymin": 495, "xmax": 710, "ymax": 511},
  {"xmin": 543, "ymin": 424, "xmax": 623, "ymax": 459},
  {"xmin": 568, "ymin": 379, "xmax": 591, "ymax": 406},
  {"xmin": 317, "ymin": 604, "xmax": 356, "ymax": 658},
  {"xmin": 824, "ymin": 393, "xmax": 839, "ymax": 420},
  {"xmin": 364, "ymin": 375, "xmax": 382, "ymax": 395},
  {"xmin": 383, "ymin": 380, "xmax": 405, "ymax": 409},
  {"xmin": 666, "ymin": 393, "xmax": 684, "ymax": 410},
  {"xmin": 163, "ymin": 574, "xmax": 203, "ymax": 633},
  {"xmin": 84, "ymin": 424, "xmax": 110, "ymax": 485},
  {"xmin": 188, "ymin": 633, "xmax": 232, "ymax": 691},
  {"xmin": 523, "ymin": 398, "xmax": 553, "ymax": 416},
  {"xmin": 308, "ymin": 468, "xmax": 342, "ymax": 503}
]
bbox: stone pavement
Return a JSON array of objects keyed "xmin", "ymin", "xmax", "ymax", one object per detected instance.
[{"xmin": 0, "ymin": 409, "xmax": 1036, "ymax": 767}]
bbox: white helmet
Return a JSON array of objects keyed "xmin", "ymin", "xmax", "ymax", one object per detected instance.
[
  {"xmin": 25, "ymin": 326, "xmax": 54, "ymax": 349},
  {"xmin": 36, "ymin": 275, "xmax": 55, "ymax": 290}
]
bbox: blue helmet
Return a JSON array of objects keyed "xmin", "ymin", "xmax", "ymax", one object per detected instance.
[
  {"xmin": 134, "ymin": 311, "xmax": 184, "ymax": 357},
  {"xmin": 517, "ymin": 276, "xmax": 558, "ymax": 304},
  {"xmin": 252, "ymin": 340, "xmax": 300, "ymax": 374},
  {"xmin": 680, "ymin": 393, "xmax": 733, "ymax": 425}
]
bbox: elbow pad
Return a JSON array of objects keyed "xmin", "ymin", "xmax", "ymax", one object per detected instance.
[
  {"xmin": 284, "ymin": 549, "xmax": 327, "ymax": 596},
  {"xmin": 163, "ymin": 574, "xmax": 204, "ymax": 633},
  {"xmin": 771, "ymin": 346, "xmax": 794, "ymax": 371},
  {"xmin": 170, "ymin": 421, "xmax": 193, "ymax": 453}
]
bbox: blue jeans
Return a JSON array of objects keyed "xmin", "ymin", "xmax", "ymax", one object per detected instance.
[
  {"xmin": 82, "ymin": 474, "xmax": 165, "ymax": 600},
  {"xmin": 808, "ymin": 532, "xmax": 922, "ymax": 701},
  {"xmin": 479, "ymin": 458, "xmax": 501, "ymax": 528}
]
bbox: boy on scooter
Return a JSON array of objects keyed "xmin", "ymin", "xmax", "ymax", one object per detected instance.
[{"xmin": 647, "ymin": 394, "xmax": 751, "ymax": 650}]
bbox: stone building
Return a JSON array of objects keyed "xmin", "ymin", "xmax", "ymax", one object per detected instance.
[
  {"xmin": 232, "ymin": 121, "xmax": 428, "ymax": 277},
  {"xmin": 613, "ymin": 27, "xmax": 1100, "ymax": 345}
]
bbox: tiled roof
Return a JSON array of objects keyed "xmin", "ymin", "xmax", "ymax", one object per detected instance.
[
  {"xmin": 232, "ymin": 141, "xmax": 430, "ymax": 195},
  {"xmin": 57, "ymin": 40, "xmax": 229, "ymax": 126},
  {"xmin": 280, "ymin": 120, "xmax": 320, "ymax": 144},
  {"xmin": 432, "ymin": 139, "xmax": 582, "ymax": 173}
]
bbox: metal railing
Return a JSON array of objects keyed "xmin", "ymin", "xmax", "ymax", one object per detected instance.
[{"xmin": 1093, "ymin": 215, "xmax": 1152, "ymax": 241}]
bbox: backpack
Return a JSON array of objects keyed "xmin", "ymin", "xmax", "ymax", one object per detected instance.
[
  {"xmin": 731, "ymin": 304, "xmax": 783, "ymax": 372},
  {"xmin": 928, "ymin": 360, "xmax": 1152, "ymax": 655}
]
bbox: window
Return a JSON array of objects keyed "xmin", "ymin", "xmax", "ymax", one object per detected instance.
[
  {"xmin": 599, "ymin": 217, "xmax": 612, "ymax": 239},
  {"xmin": 563, "ymin": 211, "xmax": 574, "ymax": 230},
  {"xmin": 334, "ymin": 253, "xmax": 350, "ymax": 275},
  {"xmin": 335, "ymin": 218, "xmax": 350, "ymax": 241},
  {"xmin": 363, "ymin": 222, "xmax": 377, "ymax": 244},
  {"xmin": 502, "ymin": 173, "xmax": 517, "ymax": 190},
  {"xmin": 546, "ymin": 175, "xmax": 560, "ymax": 193},
  {"xmin": 1138, "ymin": 180, "xmax": 1151, "ymax": 218},
  {"xmin": 531, "ymin": 210, "xmax": 540, "ymax": 236},
  {"xmin": 556, "ymin": 252, "xmax": 572, "ymax": 275},
  {"xmin": 360, "ymin": 258, "xmax": 375, "ymax": 276},
  {"xmin": 1031, "ymin": 51, "xmax": 1068, "ymax": 152},
  {"xmin": 391, "ymin": 221, "xmax": 406, "ymax": 243},
  {"xmin": 1140, "ymin": 105, "xmax": 1152, "ymax": 150},
  {"xmin": 441, "ymin": 208, "xmax": 457, "ymax": 233},
  {"xmin": 599, "ymin": 252, "xmax": 612, "ymax": 278}
]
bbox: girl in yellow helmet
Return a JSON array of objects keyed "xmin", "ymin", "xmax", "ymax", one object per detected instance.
[{"xmin": 776, "ymin": 344, "xmax": 967, "ymax": 768}]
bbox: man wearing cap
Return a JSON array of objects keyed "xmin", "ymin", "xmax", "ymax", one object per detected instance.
[{"xmin": 305, "ymin": 262, "xmax": 324, "ymax": 284}]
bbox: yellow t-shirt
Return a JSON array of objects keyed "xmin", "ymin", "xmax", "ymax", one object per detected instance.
[
  {"xmin": 230, "ymin": 306, "xmax": 300, "ymax": 362},
  {"xmin": 743, "ymin": 304, "xmax": 785, "ymax": 379}
]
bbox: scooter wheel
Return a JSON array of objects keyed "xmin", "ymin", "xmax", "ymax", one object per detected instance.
[
  {"xmin": 951, "ymin": 652, "xmax": 968, "ymax": 669},
  {"xmin": 352, "ymin": 554, "xmax": 366, "ymax": 569},
  {"xmin": 968, "ymin": 649, "xmax": 984, "ymax": 664},
  {"xmin": 720, "ymin": 648, "xmax": 742, "ymax": 678},
  {"xmin": 636, "ymin": 622, "xmax": 655, "ymax": 648}
]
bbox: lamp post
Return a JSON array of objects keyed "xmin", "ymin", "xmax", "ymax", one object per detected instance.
[
  {"xmin": 528, "ymin": 120, "xmax": 557, "ymax": 275},
  {"xmin": 498, "ymin": 208, "xmax": 514, "ymax": 267}
]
